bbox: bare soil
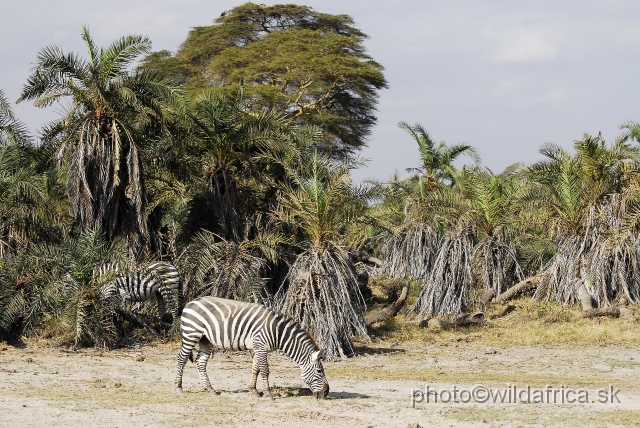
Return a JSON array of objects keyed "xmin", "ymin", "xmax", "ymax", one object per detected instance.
[{"xmin": 1, "ymin": 337, "xmax": 639, "ymax": 427}]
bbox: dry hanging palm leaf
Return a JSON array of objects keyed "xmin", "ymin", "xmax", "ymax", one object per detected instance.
[
  {"xmin": 533, "ymin": 201, "xmax": 614, "ymax": 304},
  {"xmin": 181, "ymin": 230, "xmax": 272, "ymax": 304},
  {"xmin": 379, "ymin": 223, "xmax": 442, "ymax": 281},
  {"xmin": 579, "ymin": 196, "xmax": 640, "ymax": 305},
  {"xmin": 409, "ymin": 224, "xmax": 476, "ymax": 318},
  {"xmin": 472, "ymin": 235, "xmax": 523, "ymax": 297},
  {"xmin": 274, "ymin": 244, "xmax": 369, "ymax": 361}
]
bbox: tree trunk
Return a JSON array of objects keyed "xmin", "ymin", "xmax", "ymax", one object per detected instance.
[
  {"xmin": 365, "ymin": 282, "xmax": 409, "ymax": 326},
  {"xmin": 577, "ymin": 283, "xmax": 593, "ymax": 310},
  {"xmin": 581, "ymin": 307, "xmax": 620, "ymax": 318},
  {"xmin": 493, "ymin": 275, "xmax": 541, "ymax": 303},
  {"xmin": 351, "ymin": 250, "xmax": 383, "ymax": 267},
  {"xmin": 578, "ymin": 283, "xmax": 620, "ymax": 318}
]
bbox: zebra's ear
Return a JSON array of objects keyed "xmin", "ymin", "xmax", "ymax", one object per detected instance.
[{"xmin": 311, "ymin": 349, "xmax": 326, "ymax": 362}]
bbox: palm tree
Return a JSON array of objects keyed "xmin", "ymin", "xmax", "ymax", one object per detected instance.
[
  {"xmin": 0, "ymin": 90, "xmax": 61, "ymax": 257},
  {"xmin": 373, "ymin": 174, "xmax": 444, "ymax": 282},
  {"xmin": 180, "ymin": 222, "xmax": 285, "ymax": 304},
  {"xmin": 456, "ymin": 167, "xmax": 524, "ymax": 295},
  {"xmin": 274, "ymin": 154, "xmax": 377, "ymax": 360},
  {"xmin": 0, "ymin": 89, "xmax": 31, "ymax": 147},
  {"xmin": 374, "ymin": 122, "xmax": 479, "ymax": 285},
  {"xmin": 528, "ymin": 134, "xmax": 639, "ymax": 305},
  {"xmin": 18, "ymin": 27, "xmax": 183, "ymax": 252},
  {"xmin": 0, "ymin": 146, "xmax": 52, "ymax": 258},
  {"xmin": 398, "ymin": 121, "xmax": 479, "ymax": 193},
  {"xmin": 179, "ymin": 92, "xmax": 307, "ymax": 242}
]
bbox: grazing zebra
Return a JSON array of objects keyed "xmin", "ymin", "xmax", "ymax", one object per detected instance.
[
  {"xmin": 175, "ymin": 296, "xmax": 330, "ymax": 400},
  {"xmin": 99, "ymin": 261, "xmax": 182, "ymax": 324}
]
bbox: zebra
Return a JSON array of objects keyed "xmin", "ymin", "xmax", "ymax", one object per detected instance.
[
  {"xmin": 174, "ymin": 296, "xmax": 330, "ymax": 400},
  {"xmin": 98, "ymin": 261, "xmax": 183, "ymax": 324}
]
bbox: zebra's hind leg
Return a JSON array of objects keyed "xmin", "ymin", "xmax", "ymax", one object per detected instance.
[
  {"xmin": 251, "ymin": 349, "xmax": 273, "ymax": 400},
  {"xmin": 156, "ymin": 293, "xmax": 173, "ymax": 324},
  {"xmin": 196, "ymin": 338, "xmax": 219, "ymax": 395},
  {"xmin": 174, "ymin": 333, "xmax": 199, "ymax": 394}
]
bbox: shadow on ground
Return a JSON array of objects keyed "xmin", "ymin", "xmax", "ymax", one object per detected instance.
[
  {"xmin": 330, "ymin": 391, "xmax": 370, "ymax": 399},
  {"xmin": 353, "ymin": 345, "xmax": 405, "ymax": 355}
]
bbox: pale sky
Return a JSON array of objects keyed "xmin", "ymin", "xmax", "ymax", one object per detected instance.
[{"xmin": 2, "ymin": 0, "xmax": 640, "ymax": 181}]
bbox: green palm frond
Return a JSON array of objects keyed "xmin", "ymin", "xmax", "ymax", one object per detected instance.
[
  {"xmin": 180, "ymin": 226, "xmax": 285, "ymax": 304},
  {"xmin": 398, "ymin": 121, "xmax": 479, "ymax": 192},
  {"xmin": 0, "ymin": 229, "xmax": 130, "ymax": 346},
  {"xmin": 0, "ymin": 90, "xmax": 32, "ymax": 147}
]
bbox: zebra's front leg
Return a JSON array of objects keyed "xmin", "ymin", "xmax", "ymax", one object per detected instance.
[
  {"xmin": 174, "ymin": 341, "xmax": 194, "ymax": 394},
  {"xmin": 249, "ymin": 353, "xmax": 261, "ymax": 397},
  {"xmin": 195, "ymin": 339, "xmax": 219, "ymax": 395},
  {"xmin": 253, "ymin": 349, "xmax": 273, "ymax": 400}
]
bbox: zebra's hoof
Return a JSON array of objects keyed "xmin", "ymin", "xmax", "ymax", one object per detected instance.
[
  {"xmin": 208, "ymin": 389, "xmax": 220, "ymax": 396},
  {"xmin": 249, "ymin": 389, "xmax": 261, "ymax": 398},
  {"xmin": 264, "ymin": 393, "xmax": 274, "ymax": 401},
  {"xmin": 175, "ymin": 387, "xmax": 183, "ymax": 395}
]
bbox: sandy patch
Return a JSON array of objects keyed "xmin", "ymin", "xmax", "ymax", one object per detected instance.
[{"xmin": 1, "ymin": 341, "xmax": 639, "ymax": 427}]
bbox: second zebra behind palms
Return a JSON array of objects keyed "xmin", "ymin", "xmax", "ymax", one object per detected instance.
[{"xmin": 98, "ymin": 261, "xmax": 183, "ymax": 325}]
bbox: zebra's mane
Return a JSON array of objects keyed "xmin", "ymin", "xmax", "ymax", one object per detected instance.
[{"xmin": 280, "ymin": 312, "xmax": 320, "ymax": 351}]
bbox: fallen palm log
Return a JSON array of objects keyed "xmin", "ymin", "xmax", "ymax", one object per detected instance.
[
  {"xmin": 453, "ymin": 312, "xmax": 485, "ymax": 326},
  {"xmin": 581, "ymin": 307, "xmax": 620, "ymax": 318},
  {"xmin": 578, "ymin": 283, "xmax": 620, "ymax": 318},
  {"xmin": 618, "ymin": 297, "xmax": 635, "ymax": 318},
  {"xmin": 419, "ymin": 312, "xmax": 485, "ymax": 330},
  {"xmin": 365, "ymin": 282, "xmax": 409, "ymax": 326},
  {"xmin": 481, "ymin": 275, "xmax": 542, "ymax": 305},
  {"xmin": 351, "ymin": 250, "xmax": 383, "ymax": 267},
  {"xmin": 480, "ymin": 289, "xmax": 495, "ymax": 305},
  {"xmin": 496, "ymin": 275, "xmax": 541, "ymax": 303}
]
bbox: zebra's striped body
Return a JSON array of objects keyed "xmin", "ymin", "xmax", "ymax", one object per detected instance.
[
  {"xmin": 175, "ymin": 296, "xmax": 329, "ymax": 400},
  {"xmin": 99, "ymin": 261, "xmax": 182, "ymax": 324}
]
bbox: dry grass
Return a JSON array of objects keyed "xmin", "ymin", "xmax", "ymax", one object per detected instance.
[
  {"xmin": 3, "ymin": 325, "xmax": 639, "ymax": 427},
  {"xmin": 446, "ymin": 407, "xmax": 640, "ymax": 427},
  {"xmin": 327, "ymin": 363, "xmax": 636, "ymax": 388},
  {"xmin": 365, "ymin": 297, "xmax": 640, "ymax": 348}
]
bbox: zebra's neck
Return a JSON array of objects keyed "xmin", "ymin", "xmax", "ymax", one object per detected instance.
[{"xmin": 275, "ymin": 317, "xmax": 318, "ymax": 366}]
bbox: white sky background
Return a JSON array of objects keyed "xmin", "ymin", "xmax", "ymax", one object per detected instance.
[{"xmin": 2, "ymin": 0, "xmax": 640, "ymax": 182}]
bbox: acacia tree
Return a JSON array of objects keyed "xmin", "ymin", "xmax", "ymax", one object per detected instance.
[
  {"xmin": 18, "ymin": 27, "xmax": 183, "ymax": 252},
  {"xmin": 140, "ymin": 3, "xmax": 388, "ymax": 158}
]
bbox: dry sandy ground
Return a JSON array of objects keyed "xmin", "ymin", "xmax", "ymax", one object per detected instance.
[{"xmin": 1, "ymin": 339, "xmax": 639, "ymax": 427}]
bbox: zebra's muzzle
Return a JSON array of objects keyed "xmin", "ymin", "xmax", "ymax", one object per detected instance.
[{"xmin": 313, "ymin": 382, "xmax": 330, "ymax": 400}]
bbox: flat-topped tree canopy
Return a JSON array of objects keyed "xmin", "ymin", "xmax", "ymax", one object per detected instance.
[{"xmin": 140, "ymin": 2, "xmax": 388, "ymax": 159}]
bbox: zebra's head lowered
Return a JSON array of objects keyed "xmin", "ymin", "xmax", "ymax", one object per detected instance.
[{"xmin": 301, "ymin": 349, "xmax": 329, "ymax": 399}]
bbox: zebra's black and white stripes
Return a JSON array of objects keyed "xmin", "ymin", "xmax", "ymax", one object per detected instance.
[
  {"xmin": 99, "ymin": 261, "xmax": 182, "ymax": 324},
  {"xmin": 175, "ymin": 296, "xmax": 330, "ymax": 400}
]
